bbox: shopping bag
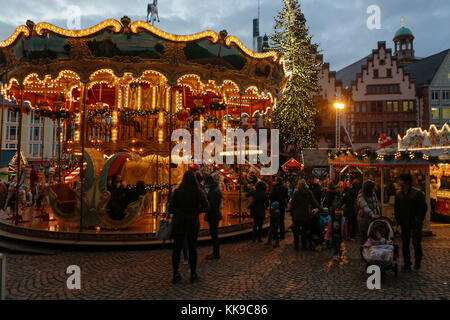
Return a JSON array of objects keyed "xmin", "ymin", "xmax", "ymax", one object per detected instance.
[{"xmin": 156, "ymin": 219, "xmax": 173, "ymax": 240}]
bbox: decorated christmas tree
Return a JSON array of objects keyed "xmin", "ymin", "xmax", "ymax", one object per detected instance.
[{"xmin": 270, "ymin": 0, "xmax": 322, "ymax": 150}]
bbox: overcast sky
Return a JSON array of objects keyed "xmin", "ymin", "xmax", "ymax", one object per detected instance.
[{"xmin": 1, "ymin": 0, "xmax": 449, "ymax": 71}]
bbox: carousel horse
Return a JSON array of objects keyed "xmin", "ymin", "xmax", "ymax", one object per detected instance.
[
  {"xmin": 147, "ymin": 0, "xmax": 160, "ymax": 25},
  {"xmin": 48, "ymin": 148, "xmax": 101, "ymax": 225}
]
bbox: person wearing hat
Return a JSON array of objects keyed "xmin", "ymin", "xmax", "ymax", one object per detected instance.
[{"xmin": 204, "ymin": 172, "xmax": 222, "ymax": 260}]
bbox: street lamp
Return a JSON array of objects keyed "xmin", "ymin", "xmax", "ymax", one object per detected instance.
[{"xmin": 333, "ymin": 101, "xmax": 345, "ymax": 150}]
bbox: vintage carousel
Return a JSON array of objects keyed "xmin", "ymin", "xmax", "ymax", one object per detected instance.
[{"xmin": 0, "ymin": 17, "xmax": 286, "ymax": 242}]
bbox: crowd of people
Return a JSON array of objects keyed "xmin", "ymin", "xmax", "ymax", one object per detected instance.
[{"xmin": 166, "ymin": 167, "xmax": 428, "ymax": 284}]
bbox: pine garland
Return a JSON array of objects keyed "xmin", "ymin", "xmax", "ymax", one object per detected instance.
[{"xmin": 270, "ymin": 0, "xmax": 323, "ymax": 151}]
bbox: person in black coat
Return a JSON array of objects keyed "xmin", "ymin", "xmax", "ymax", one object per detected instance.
[
  {"xmin": 288, "ymin": 179, "xmax": 322, "ymax": 250},
  {"xmin": 168, "ymin": 170, "xmax": 208, "ymax": 283},
  {"xmin": 270, "ymin": 176, "xmax": 289, "ymax": 240},
  {"xmin": 341, "ymin": 179, "xmax": 360, "ymax": 239},
  {"xmin": 204, "ymin": 173, "xmax": 222, "ymax": 260},
  {"xmin": 394, "ymin": 173, "xmax": 427, "ymax": 271},
  {"xmin": 247, "ymin": 181, "xmax": 269, "ymax": 242},
  {"xmin": 310, "ymin": 178, "xmax": 323, "ymax": 205}
]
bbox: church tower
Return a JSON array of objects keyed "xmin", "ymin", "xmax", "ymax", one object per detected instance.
[{"xmin": 393, "ymin": 17, "xmax": 415, "ymax": 65}]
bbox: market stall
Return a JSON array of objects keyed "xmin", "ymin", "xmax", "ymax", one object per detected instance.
[
  {"xmin": 398, "ymin": 124, "xmax": 450, "ymax": 223},
  {"xmin": 328, "ymin": 146, "xmax": 438, "ymax": 234}
]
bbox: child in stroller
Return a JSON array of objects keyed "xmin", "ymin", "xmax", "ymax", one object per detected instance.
[
  {"xmin": 362, "ymin": 217, "xmax": 399, "ymax": 276},
  {"xmin": 310, "ymin": 207, "xmax": 330, "ymax": 250}
]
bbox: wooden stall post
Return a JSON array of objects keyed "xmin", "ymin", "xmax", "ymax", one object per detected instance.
[
  {"xmin": 380, "ymin": 167, "xmax": 384, "ymax": 216},
  {"xmin": 424, "ymin": 166, "xmax": 431, "ymax": 232}
]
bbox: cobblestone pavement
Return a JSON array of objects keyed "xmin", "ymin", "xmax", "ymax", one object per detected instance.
[{"xmin": 3, "ymin": 225, "xmax": 449, "ymax": 300}]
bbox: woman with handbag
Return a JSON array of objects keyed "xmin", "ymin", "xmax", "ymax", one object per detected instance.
[
  {"xmin": 356, "ymin": 180, "xmax": 381, "ymax": 250},
  {"xmin": 168, "ymin": 170, "xmax": 208, "ymax": 284}
]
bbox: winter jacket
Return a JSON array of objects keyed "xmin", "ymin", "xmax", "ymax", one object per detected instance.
[
  {"xmin": 289, "ymin": 186, "xmax": 321, "ymax": 222},
  {"xmin": 205, "ymin": 182, "xmax": 222, "ymax": 223},
  {"xmin": 356, "ymin": 191, "xmax": 380, "ymax": 225},
  {"xmin": 323, "ymin": 190, "xmax": 342, "ymax": 209},
  {"xmin": 342, "ymin": 186, "xmax": 359, "ymax": 217},
  {"xmin": 247, "ymin": 189, "xmax": 269, "ymax": 221},
  {"xmin": 168, "ymin": 187, "xmax": 209, "ymax": 235},
  {"xmin": 394, "ymin": 187, "xmax": 427, "ymax": 229},
  {"xmin": 326, "ymin": 215, "xmax": 348, "ymax": 240},
  {"xmin": 310, "ymin": 183, "xmax": 322, "ymax": 205},
  {"xmin": 270, "ymin": 182, "xmax": 289, "ymax": 211}
]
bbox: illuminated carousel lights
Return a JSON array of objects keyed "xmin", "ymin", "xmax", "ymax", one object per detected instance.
[
  {"xmin": 224, "ymin": 36, "xmax": 278, "ymax": 62},
  {"xmin": 0, "ymin": 25, "xmax": 30, "ymax": 47},
  {"xmin": 35, "ymin": 20, "xmax": 122, "ymax": 37},
  {"xmin": 130, "ymin": 21, "xmax": 219, "ymax": 43}
]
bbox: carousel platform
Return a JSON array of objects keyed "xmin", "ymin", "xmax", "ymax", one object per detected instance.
[{"xmin": 0, "ymin": 207, "xmax": 265, "ymax": 246}]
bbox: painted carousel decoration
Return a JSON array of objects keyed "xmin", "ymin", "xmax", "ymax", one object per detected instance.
[
  {"xmin": 0, "ymin": 17, "xmax": 285, "ymax": 237},
  {"xmin": 398, "ymin": 124, "xmax": 450, "ymax": 151}
]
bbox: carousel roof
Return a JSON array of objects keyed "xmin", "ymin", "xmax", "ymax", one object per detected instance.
[{"xmin": 0, "ymin": 17, "xmax": 286, "ymax": 95}]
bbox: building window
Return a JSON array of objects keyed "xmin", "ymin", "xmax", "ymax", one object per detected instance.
[
  {"xmin": 29, "ymin": 143, "xmax": 42, "ymax": 158},
  {"xmin": 387, "ymin": 122, "xmax": 400, "ymax": 137},
  {"xmin": 371, "ymin": 101, "xmax": 377, "ymax": 113},
  {"xmin": 387, "ymin": 101, "xmax": 393, "ymax": 112},
  {"xmin": 367, "ymin": 85, "xmax": 382, "ymax": 94},
  {"xmin": 29, "ymin": 110, "xmax": 43, "ymax": 124},
  {"xmin": 29, "ymin": 126, "xmax": 42, "ymax": 141},
  {"xmin": 355, "ymin": 102, "xmax": 360, "ymax": 113},
  {"xmin": 373, "ymin": 69, "xmax": 379, "ymax": 78},
  {"xmin": 443, "ymin": 90, "xmax": 450, "ymax": 101},
  {"xmin": 5, "ymin": 143, "xmax": 16, "ymax": 149},
  {"xmin": 6, "ymin": 125, "xmax": 18, "ymax": 140},
  {"xmin": 402, "ymin": 101, "xmax": 414, "ymax": 112},
  {"xmin": 355, "ymin": 123, "xmax": 367, "ymax": 137},
  {"xmin": 7, "ymin": 111, "xmax": 18, "ymax": 123},
  {"xmin": 393, "ymin": 101, "xmax": 399, "ymax": 112},
  {"xmin": 361, "ymin": 102, "xmax": 367, "ymax": 113},
  {"xmin": 380, "ymin": 60, "xmax": 385, "ymax": 65},
  {"xmin": 443, "ymin": 108, "xmax": 450, "ymax": 119},
  {"xmin": 431, "ymin": 108, "xmax": 440, "ymax": 120},
  {"xmin": 386, "ymin": 69, "xmax": 392, "ymax": 78},
  {"xmin": 377, "ymin": 101, "xmax": 383, "ymax": 112},
  {"xmin": 371, "ymin": 122, "xmax": 383, "ymax": 137},
  {"xmin": 386, "ymin": 84, "xmax": 399, "ymax": 94},
  {"xmin": 432, "ymin": 90, "xmax": 440, "ymax": 101}
]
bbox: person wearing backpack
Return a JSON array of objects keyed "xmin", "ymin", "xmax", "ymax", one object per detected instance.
[{"xmin": 288, "ymin": 179, "xmax": 322, "ymax": 250}]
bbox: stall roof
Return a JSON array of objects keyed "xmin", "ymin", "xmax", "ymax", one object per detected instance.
[{"xmin": 282, "ymin": 158, "xmax": 302, "ymax": 170}]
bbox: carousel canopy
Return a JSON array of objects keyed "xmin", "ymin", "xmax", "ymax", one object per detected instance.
[{"xmin": 0, "ymin": 17, "xmax": 285, "ymax": 96}]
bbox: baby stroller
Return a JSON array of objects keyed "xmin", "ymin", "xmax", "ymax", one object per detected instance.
[
  {"xmin": 362, "ymin": 216, "xmax": 399, "ymax": 277},
  {"xmin": 311, "ymin": 208, "xmax": 330, "ymax": 249}
]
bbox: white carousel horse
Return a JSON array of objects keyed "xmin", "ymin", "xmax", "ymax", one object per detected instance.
[{"xmin": 147, "ymin": 0, "xmax": 160, "ymax": 25}]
